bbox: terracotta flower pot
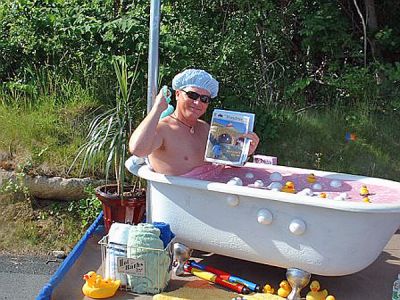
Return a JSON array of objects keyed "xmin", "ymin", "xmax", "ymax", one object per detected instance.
[{"xmin": 95, "ymin": 184, "xmax": 146, "ymax": 233}]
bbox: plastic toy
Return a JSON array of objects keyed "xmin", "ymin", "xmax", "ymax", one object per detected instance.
[
  {"xmin": 277, "ymin": 280, "xmax": 291, "ymax": 298},
  {"xmin": 281, "ymin": 181, "xmax": 296, "ymax": 193},
  {"xmin": 345, "ymin": 132, "xmax": 357, "ymax": 141},
  {"xmin": 307, "ymin": 174, "xmax": 316, "ymax": 183},
  {"xmin": 319, "ymin": 192, "xmax": 327, "ymax": 199},
  {"xmin": 306, "ymin": 280, "xmax": 328, "ymax": 300},
  {"xmin": 82, "ymin": 271, "xmax": 120, "ymax": 299},
  {"xmin": 362, "ymin": 197, "xmax": 371, "ymax": 203},
  {"xmin": 326, "ymin": 296, "xmax": 336, "ymax": 300},
  {"xmin": 187, "ymin": 260, "xmax": 261, "ymax": 292},
  {"xmin": 360, "ymin": 185, "xmax": 370, "ymax": 196},
  {"xmin": 263, "ymin": 284, "xmax": 275, "ymax": 294},
  {"xmin": 159, "ymin": 86, "xmax": 174, "ymax": 119},
  {"xmin": 184, "ymin": 264, "xmax": 250, "ymax": 294}
]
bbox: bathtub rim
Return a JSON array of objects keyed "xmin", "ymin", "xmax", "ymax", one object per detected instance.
[{"xmin": 125, "ymin": 159, "xmax": 400, "ymax": 213}]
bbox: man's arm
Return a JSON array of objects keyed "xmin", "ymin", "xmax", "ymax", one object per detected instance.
[{"xmin": 129, "ymin": 90, "xmax": 168, "ymax": 157}]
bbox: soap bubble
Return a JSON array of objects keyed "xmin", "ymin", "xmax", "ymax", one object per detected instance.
[
  {"xmin": 269, "ymin": 172, "xmax": 283, "ymax": 182},
  {"xmin": 330, "ymin": 180, "xmax": 342, "ymax": 188},
  {"xmin": 227, "ymin": 177, "xmax": 243, "ymax": 186},
  {"xmin": 245, "ymin": 172, "xmax": 255, "ymax": 179},
  {"xmin": 267, "ymin": 182, "xmax": 283, "ymax": 190},
  {"xmin": 253, "ymin": 180, "xmax": 264, "ymax": 188},
  {"xmin": 298, "ymin": 188, "xmax": 313, "ymax": 196},
  {"xmin": 334, "ymin": 192, "xmax": 348, "ymax": 201},
  {"xmin": 312, "ymin": 183, "xmax": 322, "ymax": 190}
]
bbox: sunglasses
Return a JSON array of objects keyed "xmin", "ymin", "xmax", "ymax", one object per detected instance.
[{"xmin": 181, "ymin": 90, "xmax": 212, "ymax": 104}]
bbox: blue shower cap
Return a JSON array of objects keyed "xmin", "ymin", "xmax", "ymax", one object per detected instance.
[{"xmin": 172, "ymin": 69, "xmax": 219, "ymax": 98}]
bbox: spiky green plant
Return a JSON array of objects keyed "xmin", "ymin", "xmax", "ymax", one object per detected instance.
[{"xmin": 69, "ymin": 56, "xmax": 141, "ymax": 195}]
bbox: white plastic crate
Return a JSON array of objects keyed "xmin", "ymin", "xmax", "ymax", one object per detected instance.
[{"xmin": 99, "ymin": 235, "xmax": 174, "ymax": 294}]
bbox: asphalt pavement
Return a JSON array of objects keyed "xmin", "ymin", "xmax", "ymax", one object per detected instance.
[{"xmin": 0, "ymin": 254, "xmax": 62, "ymax": 300}]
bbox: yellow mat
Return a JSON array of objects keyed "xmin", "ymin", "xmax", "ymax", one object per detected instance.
[{"xmin": 153, "ymin": 279, "xmax": 284, "ymax": 300}]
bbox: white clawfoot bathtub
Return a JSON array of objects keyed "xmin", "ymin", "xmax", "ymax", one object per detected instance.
[{"xmin": 126, "ymin": 159, "xmax": 400, "ymax": 276}]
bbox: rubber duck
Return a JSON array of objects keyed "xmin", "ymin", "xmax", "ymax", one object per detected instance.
[
  {"xmin": 82, "ymin": 271, "xmax": 120, "ymax": 299},
  {"xmin": 281, "ymin": 181, "xmax": 296, "ymax": 193},
  {"xmin": 263, "ymin": 283, "xmax": 275, "ymax": 294},
  {"xmin": 326, "ymin": 296, "xmax": 336, "ymax": 300},
  {"xmin": 307, "ymin": 173, "xmax": 316, "ymax": 183},
  {"xmin": 362, "ymin": 197, "xmax": 371, "ymax": 203},
  {"xmin": 277, "ymin": 280, "xmax": 292, "ymax": 298},
  {"xmin": 306, "ymin": 280, "xmax": 328, "ymax": 300},
  {"xmin": 319, "ymin": 192, "xmax": 327, "ymax": 199},
  {"xmin": 360, "ymin": 185, "xmax": 369, "ymax": 196}
]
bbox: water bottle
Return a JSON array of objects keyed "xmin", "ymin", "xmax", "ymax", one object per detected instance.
[{"xmin": 393, "ymin": 274, "xmax": 400, "ymax": 300}]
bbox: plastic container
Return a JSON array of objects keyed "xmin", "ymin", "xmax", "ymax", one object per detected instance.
[
  {"xmin": 393, "ymin": 274, "xmax": 400, "ymax": 300},
  {"xmin": 99, "ymin": 235, "xmax": 174, "ymax": 294},
  {"xmin": 95, "ymin": 185, "xmax": 146, "ymax": 233}
]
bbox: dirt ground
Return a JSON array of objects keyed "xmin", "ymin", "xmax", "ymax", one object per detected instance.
[{"xmin": 0, "ymin": 192, "xmax": 83, "ymax": 255}]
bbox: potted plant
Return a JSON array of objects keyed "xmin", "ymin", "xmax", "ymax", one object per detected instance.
[{"xmin": 70, "ymin": 56, "xmax": 146, "ymax": 232}]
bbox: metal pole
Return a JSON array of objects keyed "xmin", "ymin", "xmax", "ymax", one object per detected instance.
[
  {"xmin": 146, "ymin": 0, "xmax": 161, "ymax": 222},
  {"xmin": 147, "ymin": 0, "xmax": 161, "ymax": 113}
]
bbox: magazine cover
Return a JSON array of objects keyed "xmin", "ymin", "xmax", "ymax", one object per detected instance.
[{"xmin": 205, "ymin": 109, "xmax": 255, "ymax": 166}]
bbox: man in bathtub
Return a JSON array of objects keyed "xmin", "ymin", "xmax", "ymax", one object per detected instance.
[{"xmin": 129, "ymin": 69, "xmax": 259, "ymax": 176}]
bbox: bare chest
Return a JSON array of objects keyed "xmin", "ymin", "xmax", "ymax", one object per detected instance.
[{"xmin": 163, "ymin": 130, "xmax": 207, "ymax": 162}]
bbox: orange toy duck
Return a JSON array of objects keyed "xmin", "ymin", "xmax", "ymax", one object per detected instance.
[
  {"xmin": 82, "ymin": 271, "xmax": 120, "ymax": 299},
  {"xmin": 277, "ymin": 280, "xmax": 292, "ymax": 298},
  {"xmin": 281, "ymin": 181, "xmax": 296, "ymax": 194}
]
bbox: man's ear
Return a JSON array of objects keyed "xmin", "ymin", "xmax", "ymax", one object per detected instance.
[{"xmin": 175, "ymin": 90, "xmax": 180, "ymax": 101}]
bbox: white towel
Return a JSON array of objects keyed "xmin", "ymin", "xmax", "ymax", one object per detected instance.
[
  {"xmin": 105, "ymin": 222, "xmax": 132, "ymax": 286},
  {"xmin": 108, "ymin": 222, "xmax": 132, "ymax": 244}
]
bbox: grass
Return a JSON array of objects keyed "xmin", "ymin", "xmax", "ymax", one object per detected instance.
[
  {"xmin": 264, "ymin": 106, "xmax": 400, "ymax": 181},
  {"xmin": 0, "ymin": 79, "xmax": 106, "ymax": 254},
  {"xmin": 0, "ymin": 194, "xmax": 85, "ymax": 254},
  {"xmin": 0, "ymin": 88, "xmax": 102, "ymax": 177},
  {"xmin": 0, "ymin": 185, "xmax": 102, "ymax": 254}
]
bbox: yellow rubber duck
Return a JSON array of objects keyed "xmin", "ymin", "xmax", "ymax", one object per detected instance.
[
  {"xmin": 306, "ymin": 280, "xmax": 328, "ymax": 300},
  {"xmin": 277, "ymin": 280, "xmax": 292, "ymax": 298},
  {"xmin": 307, "ymin": 173, "xmax": 316, "ymax": 184},
  {"xmin": 326, "ymin": 296, "xmax": 336, "ymax": 300},
  {"xmin": 319, "ymin": 192, "xmax": 327, "ymax": 199},
  {"xmin": 82, "ymin": 271, "xmax": 120, "ymax": 299},
  {"xmin": 281, "ymin": 181, "xmax": 296, "ymax": 193},
  {"xmin": 362, "ymin": 197, "xmax": 371, "ymax": 203},
  {"xmin": 263, "ymin": 283, "xmax": 275, "ymax": 294},
  {"xmin": 360, "ymin": 185, "xmax": 369, "ymax": 196}
]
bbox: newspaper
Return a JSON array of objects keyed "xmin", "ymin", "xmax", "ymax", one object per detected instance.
[{"xmin": 205, "ymin": 109, "xmax": 255, "ymax": 166}]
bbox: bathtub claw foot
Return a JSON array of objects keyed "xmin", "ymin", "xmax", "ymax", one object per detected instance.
[
  {"xmin": 173, "ymin": 243, "xmax": 192, "ymax": 276},
  {"xmin": 286, "ymin": 268, "xmax": 311, "ymax": 300}
]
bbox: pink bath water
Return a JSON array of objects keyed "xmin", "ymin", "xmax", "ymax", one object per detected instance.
[{"xmin": 182, "ymin": 163, "xmax": 400, "ymax": 204}]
